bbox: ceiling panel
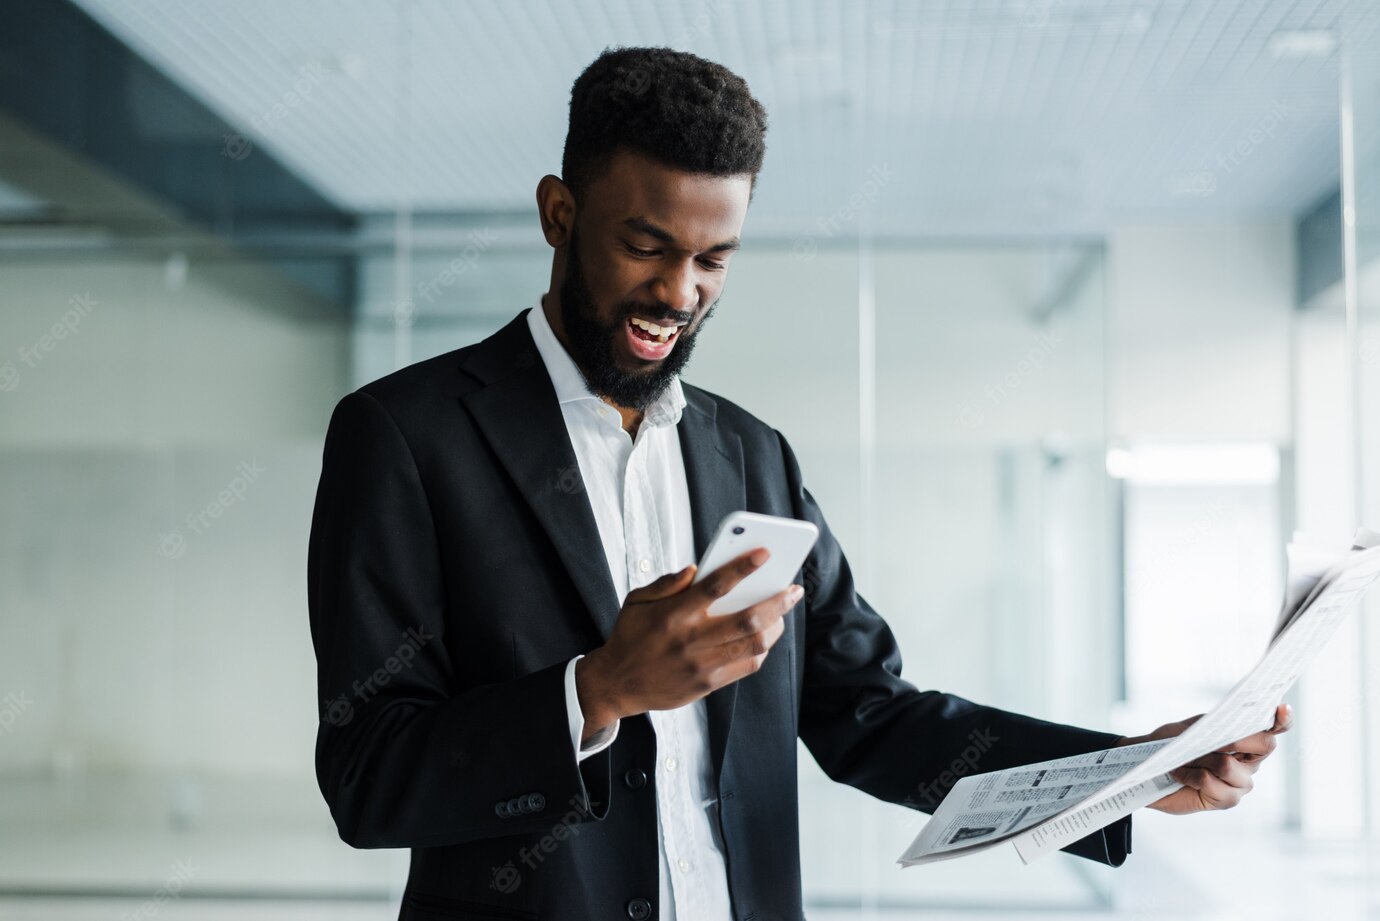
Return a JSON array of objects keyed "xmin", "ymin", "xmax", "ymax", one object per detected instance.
[{"xmin": 66, "ymin": 0, "xmax": 1380, "ymax": 237}]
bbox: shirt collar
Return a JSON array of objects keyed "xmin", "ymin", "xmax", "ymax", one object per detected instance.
[{"xmin": 526, "ymin": 296, "xmax": 685, "ymax": 428}]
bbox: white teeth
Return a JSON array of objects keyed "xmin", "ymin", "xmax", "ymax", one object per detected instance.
[{"xmin": 630, "ymin": 317, "xmax": 678, "ymax": 342}]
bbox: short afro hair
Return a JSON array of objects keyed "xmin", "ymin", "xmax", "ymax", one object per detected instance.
[{"xmin": 561, "ymin": 46, "xmax": 768, "ymax": 202}]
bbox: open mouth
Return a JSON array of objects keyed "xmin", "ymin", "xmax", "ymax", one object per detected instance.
[{"xmin": 623, "ymin": 316, "xmax": 684, "ymax": 360}]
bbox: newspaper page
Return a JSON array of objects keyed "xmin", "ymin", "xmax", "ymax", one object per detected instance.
[
  {"xmin": 896, "ymin": 739, "xmax": 1172, "ymax": 866},
  {"xmin": 897, "ymin": 529, "xmax": 1380, "ymax": 868},
  {"xmin": 1009, "ymin": 539, "xmax": 1380, "ymax": 862}
]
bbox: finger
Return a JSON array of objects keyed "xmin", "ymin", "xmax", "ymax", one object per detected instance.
[
  {"xmin": 1172, "ymin": 763, "xmax": 1250, "ymax": 809},
  {"xmin": 1190, "ymin": 751, "xmax": 1258, "ymax": 786},
  {"xmin": 712, "ymin": 622, "xmax": 786, "ymax": 683},
  {"xmin": 1214, "ymin": 705, "xmax": 1294, "ymax": 757},
  {"xmin": 713, "ymin": 614, "xmax": 786, "ymax": 669},
  {"xmin": 696, "ymin": 584, "xmax": 801, "ymax": 646},
  {"xmin": 626, "ymin": 564, "xmax": 697, "ymax": 603},
  {"xmin": 692, "ymin": 547, "xmax": 771, "ymax": 606},
  {"xmin": 1216, "ymin": 729, "xmax": 1279, "ymax": 759}
]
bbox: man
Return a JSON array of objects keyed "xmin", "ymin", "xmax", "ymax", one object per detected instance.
[{"xmin": 308, "ymin": 46, "xmax": 1290, "ymax": 921}]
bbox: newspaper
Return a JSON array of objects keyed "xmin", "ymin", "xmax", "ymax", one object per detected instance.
[{"xmin": 898, "ymin": 528, "xmax": 1380, "ymax": 868}]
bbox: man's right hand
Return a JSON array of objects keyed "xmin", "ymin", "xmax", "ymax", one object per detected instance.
[{"xmin": 574, "ymin": 547, "xmax": 802, "ymax": 742}]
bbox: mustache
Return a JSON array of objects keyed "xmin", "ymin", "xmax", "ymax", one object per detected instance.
[{"xmin": 617, "ymin": 303, "xmax": 695, "ymax": 327}]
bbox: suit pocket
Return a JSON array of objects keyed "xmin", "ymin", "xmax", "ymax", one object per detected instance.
[{"xmin": 402, "ymin": 891, "xmax": 538, "ymax": 921}]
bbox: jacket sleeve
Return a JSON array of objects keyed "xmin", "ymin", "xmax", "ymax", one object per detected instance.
[
  {"xmin": 777, "ymin": 429, "xmax": 1132, "ymax": 867},
  {"xmin": 307, "ymin": 390, "xmax": 612, "ymax": 849}
]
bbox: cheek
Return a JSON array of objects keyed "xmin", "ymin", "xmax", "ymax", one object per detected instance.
[{"xmin": 590, "ymin": 255, "xmax": 648, "ymax": 308}]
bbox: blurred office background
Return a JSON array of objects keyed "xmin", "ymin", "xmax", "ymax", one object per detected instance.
[{"xmin": 2, "ymin": 1, "xmax": 1380, "ymax": 918}]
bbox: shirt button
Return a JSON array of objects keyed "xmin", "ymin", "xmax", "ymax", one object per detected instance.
[
  {"xmin": 639, "ymin": 559, "xmax": 650, "ymax": 573},
  {"xmin": 664, "ymin": 756, "xmax": 678, "ymax": 772},
  {"xmin": 677, "ymin": 858, "xmax": 690, "ymax": 873}
]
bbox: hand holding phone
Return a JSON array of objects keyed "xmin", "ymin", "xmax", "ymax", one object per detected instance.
[
  {"xmin": 693, "ymin": 511, "xmax": 820, "ymax": 615},
  {"xmin": 573, "ymin": 511, "xmax": 819, "ymax": 735}
]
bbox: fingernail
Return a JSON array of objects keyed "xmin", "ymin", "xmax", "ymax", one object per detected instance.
[
  {"xmin": 788, "ymin": 584, "xmax": 804, "ymax": 603},
  {"xmin": 749, "ymin": 548, "xmax": 769, "ymax": 566}
]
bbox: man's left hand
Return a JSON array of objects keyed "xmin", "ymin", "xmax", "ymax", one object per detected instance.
[{"xmin": 1115, "ymin": 703, "xmax": 1293, "ymax": 816}]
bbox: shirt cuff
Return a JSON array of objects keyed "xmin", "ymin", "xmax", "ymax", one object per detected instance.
[{"xmin": 564, "ymin": 654, "xmax": 619, "ymax": 762}]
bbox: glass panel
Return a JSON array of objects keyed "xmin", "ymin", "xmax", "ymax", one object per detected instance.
[
  {"xmin": 858, "ymin": 242, "xmax": 1112, "ymax": 910},
  {"xmin": 1343, "ymin": 6, "xmax": 1380, "ymax": 837}
]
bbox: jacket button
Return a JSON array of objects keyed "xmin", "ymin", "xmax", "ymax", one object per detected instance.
[
  {"xmin": 623, "ymin": 768, "xmax": 647, "ymax": 790},
  {"xmin": 625, "ymin": 897, "xmax": 652, "ymax": 920},
  {"xmin": 506, "ymin": 797, "xmax": 522, "ymax": 815},
  {"xmin": 495, "ymin": 802, "xmax": 509, "ymax": 818},
  {"xmin": 528, "ymin": 792, "xmax": 545, "ymax": 811}
]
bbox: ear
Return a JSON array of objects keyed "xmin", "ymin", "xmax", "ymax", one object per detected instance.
[{"xmin": 536, "ymin": 175, "xmax": 576, "ymax": 248}]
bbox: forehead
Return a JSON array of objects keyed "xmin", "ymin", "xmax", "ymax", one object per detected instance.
[{"xmin": 580, "ymin": 147, "xmax": 751, "ymax": 244}]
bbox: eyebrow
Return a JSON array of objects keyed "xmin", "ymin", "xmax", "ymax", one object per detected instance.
[{"xmin": 622, "ymin": 216, "xmax": 741, "ymax": 255}]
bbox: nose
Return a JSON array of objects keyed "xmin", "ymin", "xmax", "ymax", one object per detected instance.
[{"xmin": 648, "ymin": 259, "xmax": 699, "ymax": 315}]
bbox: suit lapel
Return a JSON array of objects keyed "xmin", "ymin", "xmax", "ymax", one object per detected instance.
[
  {"xmin": 677, "ymin": 389, "xmax": 748, "ymax": 785},
  {"xmin": 458, "ymin": 310, "xmax": 623, "ymax": 641},
  {"xmin": 459, "ymin": 308, "xmax": 748, "ymax": 781}
]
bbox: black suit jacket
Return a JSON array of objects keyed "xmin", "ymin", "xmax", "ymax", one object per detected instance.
[{"xmin": 307, "ymin": 307, "xmax": 1131, "ymax": 921}]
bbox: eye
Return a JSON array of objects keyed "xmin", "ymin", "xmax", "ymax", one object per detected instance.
[
  {"xmin": 624, "ymin": 243, "xmax": 659, "ymax": 258},
  {"xmin": 699, "ymin": 258, "xmax": 726, "ymax": 271}
]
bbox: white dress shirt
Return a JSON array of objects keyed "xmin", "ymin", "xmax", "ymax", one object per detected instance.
[{"xmin": 526, "ymin": 300, "xmax": 734, "ymax": 921}]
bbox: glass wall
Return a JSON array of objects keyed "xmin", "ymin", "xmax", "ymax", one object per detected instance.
[{"xmin": 1343, "ymin": 4, "xmax": 1380, "ymax": 840}]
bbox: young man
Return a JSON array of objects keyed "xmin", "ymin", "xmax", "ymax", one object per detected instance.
[{"xmin": 308, "ymin": 46, "xmax": 1289, "ymax": 921}]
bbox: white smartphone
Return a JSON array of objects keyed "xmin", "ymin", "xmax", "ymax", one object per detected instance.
[{"xmin": 692, "ymin": 511, "xmax": 820, "ymax": 616}]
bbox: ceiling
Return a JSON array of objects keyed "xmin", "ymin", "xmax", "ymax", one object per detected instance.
[{"xmin": 67, "ymin": 0, "xmax": 1380, "ymax": 238}]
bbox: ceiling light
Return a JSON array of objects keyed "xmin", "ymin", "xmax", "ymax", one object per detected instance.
[{"xmin": 1268, "ymin": 30, "xmax": 1336, "ymax": 58}]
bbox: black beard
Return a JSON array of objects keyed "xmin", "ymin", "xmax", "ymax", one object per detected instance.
[{"xmin": 557, "ymin": 228, "xmax": 715, "ymax": 413}]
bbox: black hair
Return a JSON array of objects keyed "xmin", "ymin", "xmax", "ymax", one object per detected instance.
[{"xmin": 561, "ymin": 46, "xmax": 768, "ymax": 201}]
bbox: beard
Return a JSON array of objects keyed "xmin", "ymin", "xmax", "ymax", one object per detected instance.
[{"xmin": 557, "ymin": 227, "xmax": 716, "ymax": 413}]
